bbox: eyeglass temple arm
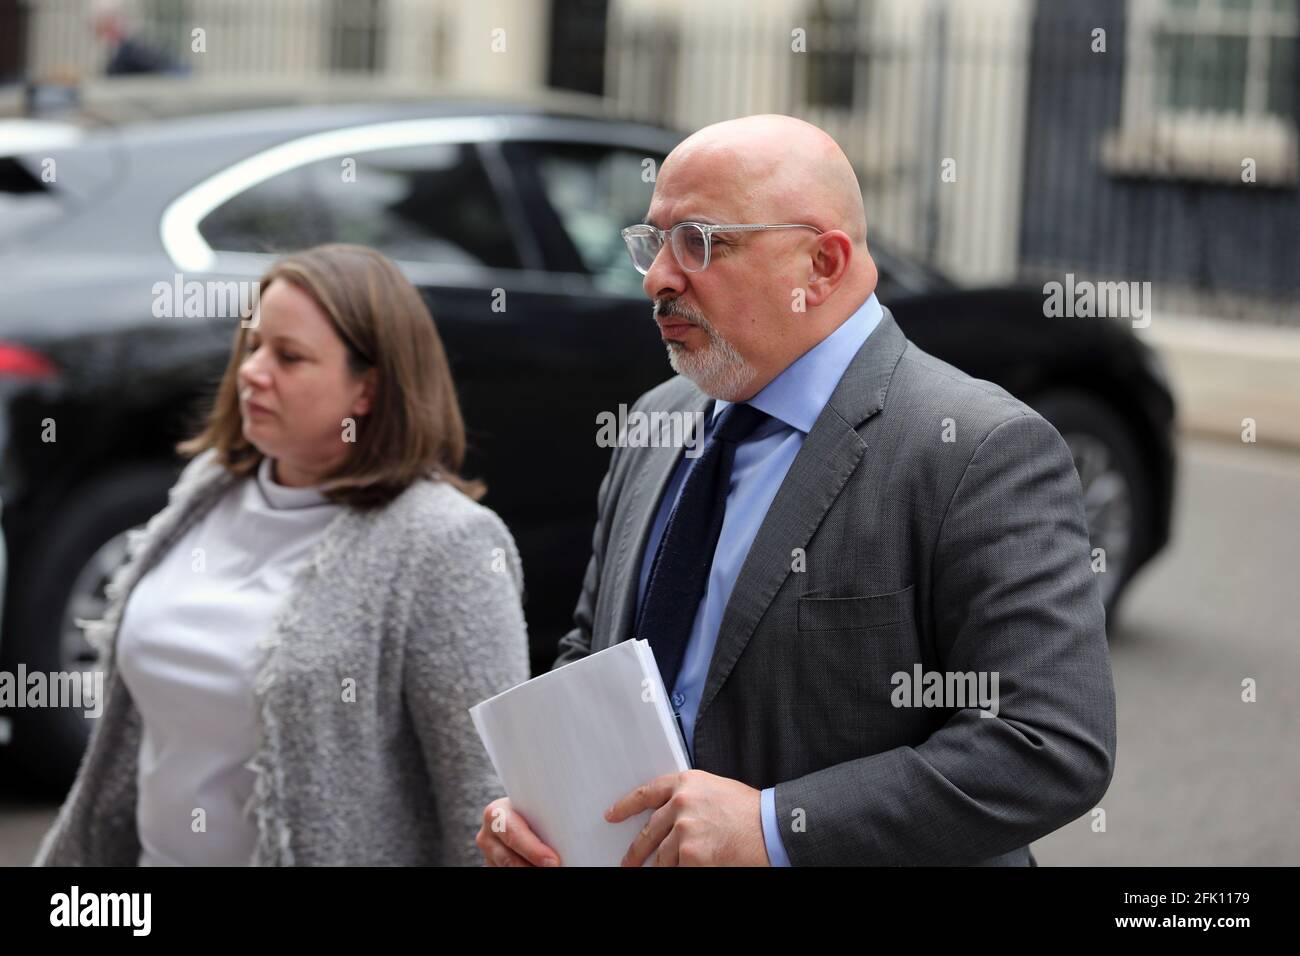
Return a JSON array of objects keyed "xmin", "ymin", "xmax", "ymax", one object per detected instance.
[{"xmin": 705, "ymin": 223, "xmax": 825, "ymax": 235}]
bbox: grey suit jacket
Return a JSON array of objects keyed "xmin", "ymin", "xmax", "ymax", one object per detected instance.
[{"xmin": 554, "ymin": 308, "xmax": 1116, "ymax": 865}]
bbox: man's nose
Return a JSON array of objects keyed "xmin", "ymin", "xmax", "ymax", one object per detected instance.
[{"xmin": 643, "ymin": 240, "xmax": 687, "ymax": 301}]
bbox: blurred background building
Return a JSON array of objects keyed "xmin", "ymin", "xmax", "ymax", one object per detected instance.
[{"xmin": 2, "ymin": 0, "xmax": 1296, "ymax": 322}]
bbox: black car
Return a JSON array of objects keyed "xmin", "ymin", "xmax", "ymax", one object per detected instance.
[{"xmin": 0, "ymin": 98, "xmax": 1176, "ymax": 789}]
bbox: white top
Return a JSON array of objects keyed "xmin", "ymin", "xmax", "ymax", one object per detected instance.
[{"xmin": 117, "ymin": 457, "xmax": 343, "ymax": 866}]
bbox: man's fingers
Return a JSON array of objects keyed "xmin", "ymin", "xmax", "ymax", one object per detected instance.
[
  {"xmin": 488, "ymin": 843, "xmax": 533, "ymax": 867},
  {"xmin": 478, "ymin": 799, "xmax": 560, "ymax": 867},
  {"xmin": 652, "ymin": 825, "xmax": 683, "ymax": 867},
  {"xmin": 607, "ymin": 773, "xmax": 678, "ymax": 823},
  {"xmin": 501, "ymin": 810, "xmax": 561, "ymax": 867},
  {"xmin": 621, "ymin": 801, "xmax": 676, "ymax": 867}
]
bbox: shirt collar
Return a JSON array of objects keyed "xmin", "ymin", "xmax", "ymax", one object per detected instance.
[
  {"xmin": 712, "ymin": 292, "xmax": 884, "ymax": 434},
  {"xmin": 255, "ymin": 456, "xmax": 334, "ymax": 510}
]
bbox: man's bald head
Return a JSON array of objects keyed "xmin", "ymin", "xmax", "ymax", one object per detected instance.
[
  {"xmin": 661, "ymin": 114, "xmax": 868, "ymax": 245},
  {"xmin": 639, "ymin": 114, "xmax": 878, "ymax": 402}
]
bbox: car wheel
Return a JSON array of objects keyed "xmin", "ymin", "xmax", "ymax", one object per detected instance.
[
  {"xmin": 3, "ymin": 462, "xmax": 176, "ymax": 793},
  {"xmin": 1029, "ymin": 389, "xmax": 1154, "ymax": 625}
]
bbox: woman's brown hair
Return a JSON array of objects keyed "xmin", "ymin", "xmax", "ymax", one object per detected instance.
[{"xmin": 179, "ymin": 243, "xmax": 485, "ymax": 508}]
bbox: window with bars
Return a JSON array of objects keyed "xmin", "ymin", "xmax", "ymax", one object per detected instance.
[
  {"xmin": 329, "ymin": 0, "xmax": 384, "ymax": 73},
  {"xmin": 1104, "ymin": 0, "xmax": 1298, "ymax": 183},
  {"xmin": 1151, "ymin": 0, "xmax": 1296, "ymax": 119},
  {"xmin": 804, "ymin": 0, "xmax": 862, "ymax": 110}
]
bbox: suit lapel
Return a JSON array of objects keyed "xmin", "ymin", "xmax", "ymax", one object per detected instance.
[
  {"xmin": 607, "ymin": 389, "xmax": 714, "ymax": 649},
  {"xmin": 696, "ymin": 310, "xmax": 910, "ymax": 723}
]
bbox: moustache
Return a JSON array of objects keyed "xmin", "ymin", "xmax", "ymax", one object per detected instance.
[{"xmin": 654, "ymin": 299, "xmax": 705, "ymax": 325}]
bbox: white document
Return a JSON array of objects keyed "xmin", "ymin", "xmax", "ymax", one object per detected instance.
[{"xmin": 469, "ymin": 639, "xmax": 692, "ymax": 867}]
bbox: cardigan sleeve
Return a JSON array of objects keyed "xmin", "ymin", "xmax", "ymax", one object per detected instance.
[
  {"xmin": 401, "ymin": 505, "xmax": 530, "ymax": 866},
  {"xmin": 32, "ymin": 452, "xmax": 232, "ymax": 866}
]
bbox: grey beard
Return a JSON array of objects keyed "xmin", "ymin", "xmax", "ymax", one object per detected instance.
[{"xmin": 655, "ymin": 300, "xmax": 757, "ymax": 401}]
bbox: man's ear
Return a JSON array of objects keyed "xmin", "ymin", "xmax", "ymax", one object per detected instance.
[
  {"xmin": 804, "ymin": 231, "xmax": 853, "ymax": 308},
  {"xmin": 352, "ymin": 367, "xmax": 378, "ymax": 417}
]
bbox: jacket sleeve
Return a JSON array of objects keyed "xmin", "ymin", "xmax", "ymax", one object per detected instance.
[
  {"xmin": 28, "ymin": 456, "xmax": 222, "ymax": 866},
  {"xmin": 552, "ymin": 442, "xmax": 623, "ymax": 671},
  {"xmin": 774, "ymin": 412, "xmax": 1118, "ymax": 864},
  {"xmin": 402, "ymin": 508, "xmax": 530, "ymax": 866}
]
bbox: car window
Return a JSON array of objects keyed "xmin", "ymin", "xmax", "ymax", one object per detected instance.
[
  {"xmin": 0, "ymin": 157, "xmax": 66, "ymax": 246},
  {"xmin": 198, "ymin": 142, "xmax": 521, "ymax": 269},
  {"xmin": 529, "ymin": 143, "xmax": 660, "ymax": 295}
]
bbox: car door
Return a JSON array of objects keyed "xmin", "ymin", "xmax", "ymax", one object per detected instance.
[
  {"xmin": 493, "ymin": 137, "xmax": 681, "ymax": 651},
  {"xmin": 186, "ymin": 123, "xmax": 671, "ymax": 667}
]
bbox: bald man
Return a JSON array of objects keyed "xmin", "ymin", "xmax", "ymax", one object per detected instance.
[{"xmin": 477, "ymin": 115, "xmax": 1116, "ymax": 866}]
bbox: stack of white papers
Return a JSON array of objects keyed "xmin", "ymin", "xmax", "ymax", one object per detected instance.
[{"xmin": 469, "ymin": 639, "xmax": 692, "ymax": 867}]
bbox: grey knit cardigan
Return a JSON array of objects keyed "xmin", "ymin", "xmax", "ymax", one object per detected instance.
[{"xmin": 33, "ymin": 448, "xmax": 529, "ymax": 866}]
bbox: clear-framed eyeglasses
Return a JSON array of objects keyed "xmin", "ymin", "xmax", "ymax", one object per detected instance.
[{"xmin": 620, "ymin": 221, "xmax": 824, "ymax": 275}]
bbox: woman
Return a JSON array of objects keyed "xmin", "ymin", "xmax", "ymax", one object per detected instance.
[{"xmin": 34, "ymin": 244, "xmax": 529, "ymax": 866}]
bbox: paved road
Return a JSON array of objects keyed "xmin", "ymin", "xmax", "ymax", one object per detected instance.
[
  {"xmin": 2, "ymin": 437, "xmax": 1297, "ymax": 866},
  {"xmin": 1034, "ymin": 436, "xmax": 1300, "ymax": 865}
]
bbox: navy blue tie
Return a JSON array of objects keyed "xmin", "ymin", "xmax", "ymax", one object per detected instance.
[{"xmin": 634, "ymin": 401, "xmax": 770, "ymax": 696}]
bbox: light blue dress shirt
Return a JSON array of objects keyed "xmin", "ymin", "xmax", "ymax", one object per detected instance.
[{"xmin": 634, "ymin": 292, "xmax": 883, "ymax": 866}]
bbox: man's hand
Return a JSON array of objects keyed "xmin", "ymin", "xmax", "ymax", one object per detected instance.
[
  {"xmin": 476, "ymin": 797, "xmax": 561, "ymax": 867},
  {"xmin": 606, "ymin": 770, "xmax": 769, "ymax": 866}
]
